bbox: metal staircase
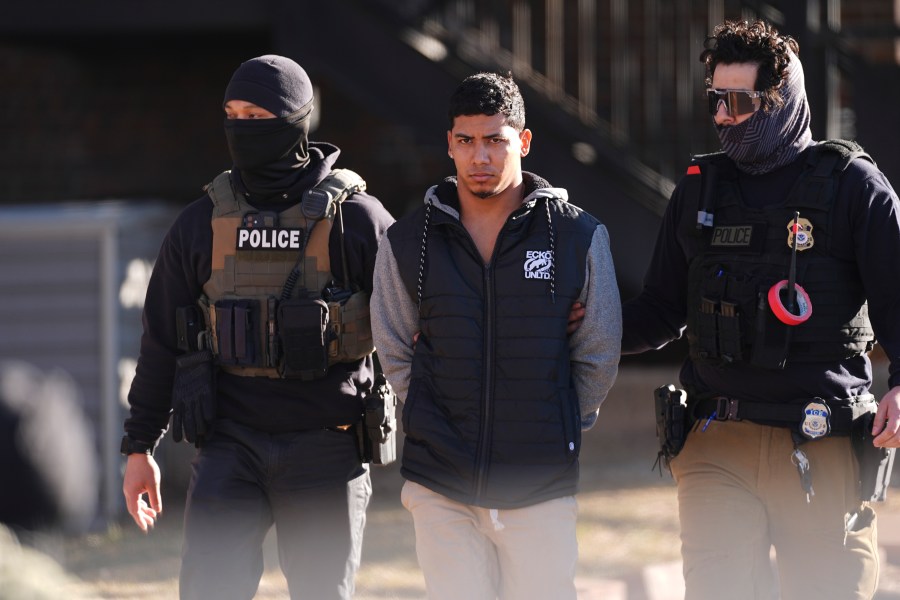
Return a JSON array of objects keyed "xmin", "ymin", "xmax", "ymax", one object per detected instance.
[
  {"xmin": 354, "ymin": 0, "xmax": 860, "ymax": 216},
  {"xmin": 278, "ymin": 0, "xmax": 865, "ymax": 295}
]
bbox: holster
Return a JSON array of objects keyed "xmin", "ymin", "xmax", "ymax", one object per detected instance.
[
  {"xmin": 357, "ymin": 371, "xmax": 398, "ymax": 465},
  {"xmin": 654, "ymin": 384, "xmax": 689, "ymax": 472},
  {"xmin": 851, "ymin": 411, "xmax": 896, "ymax": 502}
]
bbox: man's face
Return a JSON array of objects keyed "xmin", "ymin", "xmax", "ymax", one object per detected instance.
[
  {"xmin": 224, "ymin": 100, "xmax": 276, "ymax": 120},
  {"xmin": 710, "ymin": 62, "xmax": 760, "ymax": 126},
  {"xmin": 447, "ymin": 113, "xmax": 532, "ymax": 199}
]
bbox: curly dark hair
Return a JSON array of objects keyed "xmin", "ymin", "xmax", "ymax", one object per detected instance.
[
  {"xmin": 699, "ymin": 19, "xmax": 799, "ymax": 112},
  {"xmin": 447, "ymin": 72, "xmax": 526, "ymax": 131}
]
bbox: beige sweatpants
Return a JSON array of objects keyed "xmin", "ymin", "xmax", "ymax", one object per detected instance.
[
  {"xmin": 670, "ymin": 419, "xmax": 879, "ymax": 600},
  {"xmin": 400, "ymin": 480, "xmax": 579, "ymax": 600}
]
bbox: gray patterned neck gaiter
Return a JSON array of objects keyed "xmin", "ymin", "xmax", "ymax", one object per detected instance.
[{"xmin": 716, "ymin": 50, "xmax": 812, "ymax": 175}]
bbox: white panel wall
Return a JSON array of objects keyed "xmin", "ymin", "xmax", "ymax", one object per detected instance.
[{"xmin": 0, "ymin": 201, "xmax": 178, "ymax": 524}]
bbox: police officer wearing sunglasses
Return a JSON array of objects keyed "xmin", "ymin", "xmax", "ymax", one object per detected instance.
[{"xmin": 622, "ymin": 19, "xmax": 900, "ymax": 599}]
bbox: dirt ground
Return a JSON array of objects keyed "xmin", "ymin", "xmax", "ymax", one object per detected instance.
[{"xmin": 31, "ymin": 365, "xmax": 900, "ymax": 598}]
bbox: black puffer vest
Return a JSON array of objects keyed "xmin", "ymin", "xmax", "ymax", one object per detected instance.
[
  {"xmin": 388, "ymin": 174, "xmax": 599, "ymax": 509},
  {"xmin": 682, "ymin": 141, "xmax": 875, "ymax": 370}
]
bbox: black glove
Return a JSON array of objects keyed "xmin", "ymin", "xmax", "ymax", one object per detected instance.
[{"xmin": 171, "ymin": 349, "xmax": 216, "ymax": 447}]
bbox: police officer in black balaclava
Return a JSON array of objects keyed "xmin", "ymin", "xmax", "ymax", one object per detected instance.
[
  {"xmin": 222, "ymin": 55, "xmax": 314, "ymax": 198},
  {"xmin": 121, "ymin": 54, "xmax": 395, "ymax": 600}
]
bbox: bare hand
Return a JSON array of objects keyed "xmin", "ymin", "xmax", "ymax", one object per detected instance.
[
  {"xmin": 567, "ymin": 302, "xmax": 586, "ymax": 335},
  {"xmin": 122, "ymin": 453, "xmax": 163, "ymax": 532},
  {"xmin": 872, "ymin": 386, "xmax": 900, "ymax": 448}
]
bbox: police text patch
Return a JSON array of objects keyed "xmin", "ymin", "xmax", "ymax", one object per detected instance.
[
  {"xmin": 711, "ymin": 225, "xmax": 753, "ymax": 247},
  {"xmin": 708, "ymin": 223, "xmax": 767, "ymax": 253},
  {"xmin": 237, "ymin": 227, "xmax": 305, "ymax": 250}
]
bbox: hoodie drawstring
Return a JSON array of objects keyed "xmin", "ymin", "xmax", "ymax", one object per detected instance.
[
  {"xmin": 416, "ymin": 203, "xmax": 432, "ymax": 312},
  {"xmin": 418, "ymin": 199, "xmax": 557, "ymax": 308},
  {"xmin": 544, "ymin": 199, "xmax": 557, "ymax": 304}
]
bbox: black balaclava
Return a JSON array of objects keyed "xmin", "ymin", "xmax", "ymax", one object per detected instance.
[
  {"xmin": 223, "ymin": 55, "xmax": 315, "ymax": 199},
  {"xmin": 716, "ymin": 49, "xmax": 812, "ymax": 175}
]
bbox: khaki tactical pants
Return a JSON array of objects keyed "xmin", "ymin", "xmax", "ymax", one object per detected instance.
[{"xmin": 670, "ymin": 419, "xmax": 879, "ymax": 600}]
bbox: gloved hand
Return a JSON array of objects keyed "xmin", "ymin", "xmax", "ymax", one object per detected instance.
[{"xmin": 171, "ymin": 349, "xmax": 216, "ymax": 447}]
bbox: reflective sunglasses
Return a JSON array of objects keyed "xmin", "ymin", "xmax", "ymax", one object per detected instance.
[{"xmin": 706, "ymin": 88, "xmax": 763, "ymax": 117}]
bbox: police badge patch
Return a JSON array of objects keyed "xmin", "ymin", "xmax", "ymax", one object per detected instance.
[
  {"xmin": 523, "ymin": 250, "xmax": 553, "ymax": 280},
  {"xmin": 799, "ymin": 400, "xmax": 831, "ymax": 440},
  {"xmin": 787, "ymin": 217, "xmax": 814, "ymax": 251}
]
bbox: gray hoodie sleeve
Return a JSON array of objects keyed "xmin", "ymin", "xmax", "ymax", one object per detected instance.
[
  {"xmin": 569, "ymin": 224, "xmax": 622, "ymax": 430},
  {"xmin": 370, "ymin": 237, "xmax": 419, "ymax": 403}
]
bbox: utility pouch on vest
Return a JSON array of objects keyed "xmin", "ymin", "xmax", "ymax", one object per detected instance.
[
  {"xmin": 692, "ymin": 263, "xmax": 735, "ymax": 362},
  {"xmin": 171, "ymin": 349, "xmax": 217, "ymax": 448},
  {"xmin": 750, "ymin": 289, "xmax": 792, "ymax": 369},
  {"xmin": 176, "ymin": 305, "xmax": 205, "ymax": 353},
  {"xmin": 214, "ymin": 299, "xmax": 260, "ymax": 366},
  {"xmin": 851, "ymin": 411, "xmax": 896, "ymax": 502},
  {"xmin": 326, "ymin": 290, "xmax": 375, "ymax": 363},
  {"xmin": 654, "ymin": 384, "xmax": 689, "ymax": 472},
  {"xmin": 276, "ymin": 297, "xmax": 330, "ymax": 380},
  {"xmin": 716, "ymin": 300, "xmax": 743, "ymax": 362},
  {"xmin": 696, "ymin": 296, "xmax": 720, "ymax": 360},
  {"xmin": 358, "ymin": 369, "xmax": 398, "ymax": 465}
]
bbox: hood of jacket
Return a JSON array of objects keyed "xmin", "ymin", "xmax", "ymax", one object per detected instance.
[{"xmin": 423, "ymin": 171, "xmax": 569, "ymax": 221}]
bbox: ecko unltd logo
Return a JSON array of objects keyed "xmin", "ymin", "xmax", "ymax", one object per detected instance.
[{"xmin": 524, "ymin": 250, "xmax": 553, "ymax": 280}]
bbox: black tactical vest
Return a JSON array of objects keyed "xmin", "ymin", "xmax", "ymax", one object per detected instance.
[{"xmin": 682, "ymin": 140, "xmax": 875, "ymax": 369}]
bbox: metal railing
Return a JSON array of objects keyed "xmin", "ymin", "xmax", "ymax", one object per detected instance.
[{"xmin": 369, "ymin": 0, "xmax": 857, "ymax": 214}]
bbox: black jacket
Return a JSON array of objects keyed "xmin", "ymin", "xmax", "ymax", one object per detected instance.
[
  {"xmin": 623, "ymin": 143, "xmax": 900, "ymax": 403},
  {"xmin": 124, "ymin": 143, "xmax": 395, "ymax": 443}
]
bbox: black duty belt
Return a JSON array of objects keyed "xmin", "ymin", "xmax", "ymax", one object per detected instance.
[{"xmin": 692, "ymin": 394, "xmax": 876, "ymax": 435}]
